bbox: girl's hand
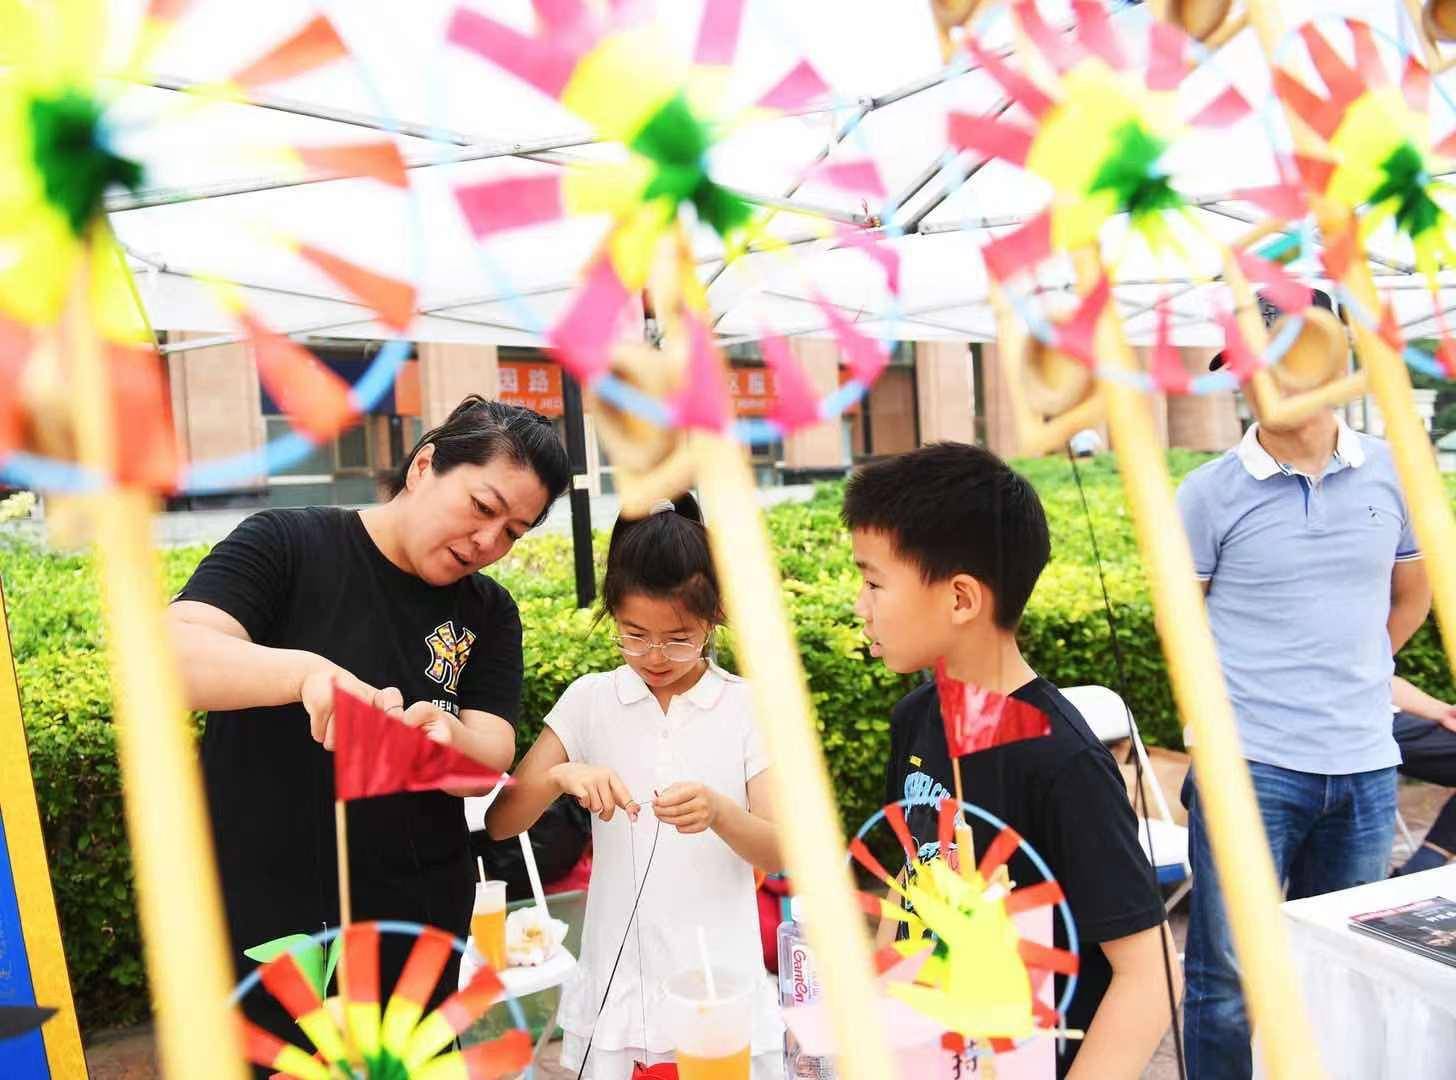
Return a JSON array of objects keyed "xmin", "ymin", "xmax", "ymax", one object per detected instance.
[
  {"xmin": 549, "ymin": 763, "xmax": 640, "ymax": 822},
  {"xmin": 652, "ymin": 783, "xmax": 722, "ymax": 835}
]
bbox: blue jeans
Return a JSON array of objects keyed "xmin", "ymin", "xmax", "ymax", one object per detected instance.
[{"xmin": 1181, "ymin": 762, "xmax": 1396, "ymax": 1080}]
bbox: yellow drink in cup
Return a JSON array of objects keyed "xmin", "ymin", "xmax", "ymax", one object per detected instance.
[
  {"xmin": 663, "ymin": 966, "xmax": 753, "ymax": 1080},
  {"xmin": 676, "ymin": 1047, "xmax": 751, "ymax": 1080},
  {"xmin": 472, "ymin": 880, "xmax": 508, "ymax": 971}
]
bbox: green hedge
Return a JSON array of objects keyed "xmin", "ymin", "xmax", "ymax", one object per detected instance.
[{"xmin": 7, "ymin": 449, "xmax": 1456, "ymax": 1031}]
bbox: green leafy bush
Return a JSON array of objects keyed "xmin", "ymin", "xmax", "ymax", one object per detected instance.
[{"xmin": 8, "ymin": 447, "xmax": 1456, "ymax": 1032}]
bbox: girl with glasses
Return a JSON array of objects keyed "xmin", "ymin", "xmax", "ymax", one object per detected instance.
[{"xmin": 486, "ymin": 494, "xmax": 784, "ymax": 1080}]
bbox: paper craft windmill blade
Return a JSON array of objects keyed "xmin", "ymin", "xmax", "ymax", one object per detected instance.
[
  {"xmin": 847, "ymin": 797, "xmax": 1077, "ymax": 1055},
  {"xmin": 332, "ymin": 687, "xmax": 510, "ymax": 801},
  {"xmin": 239, "ymin": 922, "xmax": 526, "ymax": 1079},
  {"xmin": 1, "ymin": 2, "xmax": 422, "ymax": 496},
  {"xmin": 944, "ymin": 1, "xmax": 1320, "ymax": 456},
  {"xmin": 933, "ymin": 661, "xmax": 1051, "ymax": 757},
  {"xmin": 447, "ymin": 0, "xmax": 899, "ymax": 497}
]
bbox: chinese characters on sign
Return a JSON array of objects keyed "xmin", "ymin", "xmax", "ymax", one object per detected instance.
[
  {"xmin": 495, "ymin": 360, "xmax": 861, "ymax": 420},
  {"xmin": 497, "ymin": 361, "xmax": 565, "ymax": 416}
]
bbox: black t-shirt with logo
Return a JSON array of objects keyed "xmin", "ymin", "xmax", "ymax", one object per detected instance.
[
  {"xmin": 178, "ymin": 507, "xmax": 522, "ymax": 1044},
  {"xmin": 883, "ymin": 677, "xmax": 1165, "ymax": 1077}
]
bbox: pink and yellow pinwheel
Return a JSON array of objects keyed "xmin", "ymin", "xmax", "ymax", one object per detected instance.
[
  {"xmin": 239, "ymin": 923, "xmax": 530, "ymax": 1080},
  {"xmin": 951, "ymin": 1, "xmax": 1268, "ymax": 283},
  {"xmin": 0, "ymin": 0, "xmax": 419, "ymax": 486},
  {"xmin": 447, "ymin": 0, "xmax": 897, "ymax": 439}
]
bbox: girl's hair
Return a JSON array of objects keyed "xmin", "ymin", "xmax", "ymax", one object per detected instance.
[
  {"xmin": 601, "ymin": 494, "xmax": 725, "ymax": 626},
  {"xmin": 390, "ymin": 395, "xmax": 571, "ymax": 525}
]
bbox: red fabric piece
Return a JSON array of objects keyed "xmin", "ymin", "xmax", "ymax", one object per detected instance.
[
  {"xmin": 1318, "ymin": 213, "xmax": 1358, "ymax": 279},
  {"xmin": 1348, "ymin": 21, "xmax": 1386, "ymax": 87},
  {"xmin": 1298, "ymin": 23, "xmax": 1363, "ymax": 114},
  {"xmin": 1150, "ymin": 298, "xmax": 1190, "ymax": 395},
  {"xmin": 1053, "ymin": 275, "xmax": 1109, "ymax": 365},
  {"xmin": 1212, "ymin": 309, "xmax": 1261, "ymax": 382},
  {"xmin": 668, "ymin": 315, "xmax": 732, "ymax": 432},
  {"xmin": 546, "ymin": 850, "xmax": 591, "ymax": 895},
  {"xmin": 1015, "ymin": 0, "xmax": 1081, "ymax": 71},
  {"xmin": 947, "ymin": 112, "xmax": 1036, "ymax": 167},
  {"xmin": 1402, "ymin": 55, "xmax": 1431, "ymax": 114},
  {"xmin": 1377, "ymin": 296, "xmax": 1404, "ymax": 354},
  {"xmin": 694, "ymin": 0, "xmax": 746, "ymax": 66},
  {"xmin": 547, "ymin": 258, "xmax": 630, "ymax": 384},
  {"xmin": 447, "ymin": 7, "xmax": 581, "ymax": 99},
  {"xmin": 934, "ymin": 660, "xmax": 1051, "ymax": 759},
  {"xmin": 981, "ymin": 212, "xmax": 1052, "ymax": 280},
  {"xmin": 332, "ymin": 687, "xmax": 508, "ymax": 801},
  {"xmin": 1071, "ymin": 0, "xmax": 1126, "ymax": 69},
  {"xmin": 1230, "ymin": 183, "xmax": 1306, "ymax": 219},
  {"xmin": 1272, "ymin": 70, "xmax": 1340, "ymax": 141},
  {"xmin": 964, "ymin": 38, "xmax": 1054, "ymax": 119},
  {"xmin": 1234, "ymin": 250, "xmax": 1312, "ymax": 314},
  {"xmin": 1188, "ymin": 86, "xmax": 1252, "ymax": 129},
  {"xmin": 0, "ymin": 318, "xmax": 31, "ymax": 456},
  {"xmin": 631, "ymin": 1064, "xmax": 678, "ymax": 1079},
  {"xmin": 1146, "ymin": 22, "xmax": 1188, "ymax": 92},
  {"xmin": 756, "ymin": 878, "xmax": 781, "ymax": 973},
  {"xmin": 109, "ymin": 343, "xmax": 180, "ymax": 491},
  {"xmin": 762, "ymin": 333, "xmax": 821, "ymax": 433}
]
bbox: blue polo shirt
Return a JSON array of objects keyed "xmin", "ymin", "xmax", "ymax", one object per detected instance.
[{"xmin": 1176, "ymin": 419, "xmax": 1420, "ymax": 775}]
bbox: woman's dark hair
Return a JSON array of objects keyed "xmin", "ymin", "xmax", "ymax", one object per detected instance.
[
  {"xmin": 600, "ymin": 493, "xmax": 724, "ymax": 626},
  {"xmin": 391, "ymin": 395, "xmax": 571, "ymax": 525}
]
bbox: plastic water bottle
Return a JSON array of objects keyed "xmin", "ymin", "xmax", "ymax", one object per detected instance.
[{"xmin": 777, "ymin": 897, "xmax": 836, "ymax": 1079}]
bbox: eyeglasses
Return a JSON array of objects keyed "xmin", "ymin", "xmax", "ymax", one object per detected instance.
[{"xmin": 612, "ymin": 634, "xmax": 706, "ymax": 663}]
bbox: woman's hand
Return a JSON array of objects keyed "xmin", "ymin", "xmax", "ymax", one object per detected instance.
[
  {"xmin": 652, "ymin": 783, "xmax": 722, "ymax": 835},
  {"xmin": 398, "ymin": 700, "xmax": 465, "ymax": 746},
  {"xmin": 549, "ymin": 762, "xmax": 640, "ymax": 822},
  {"xmin": 298, "ymin": 662, "xmax": 393, "ymax": 750}
]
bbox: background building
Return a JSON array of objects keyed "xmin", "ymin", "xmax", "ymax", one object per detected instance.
[{"xmin": 162, "ymin": 332, "xmax": 1424, "ymax": 510}]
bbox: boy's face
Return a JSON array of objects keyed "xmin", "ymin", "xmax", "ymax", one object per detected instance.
[{"xmin": 851, "ymin": 528, "xmax": 958, "ymax": 674}]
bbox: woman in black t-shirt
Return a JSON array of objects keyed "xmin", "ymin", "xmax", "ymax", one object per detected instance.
[{"xmin": 169, "ymin": 396, "xmax": 569, "ymax": 1058}]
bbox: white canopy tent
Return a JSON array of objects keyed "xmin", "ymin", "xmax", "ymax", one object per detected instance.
[{"xmin": 100, "ymin": 0, "xmax": 1456, "ymax": 357}]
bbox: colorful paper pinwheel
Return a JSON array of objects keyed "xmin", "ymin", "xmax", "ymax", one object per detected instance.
[
  {"xmin": 1275, "ymin": 20, "xmax": 1456, "ymax": 283},
  {"xmin": 447, "ymin": 0, "xmax": 898, "ymax": 447},
  {"xmin": 237, "ymin": 922, "xmax": 531, "ymax": 1080},
  {"xmin": 0, "ymin": 0, "xmax": 418, "ymax": 490},
  {"xmin": 950, "ymin": 1, "xmax": 1312, "ymax": 404},
  {"xmin": 850, "ymin": 797, "xmax": 1076, "ymax": 1054},
  {"xmin": 1271, "ymin": 18, "xmax": 1456, "ymax": 381}
]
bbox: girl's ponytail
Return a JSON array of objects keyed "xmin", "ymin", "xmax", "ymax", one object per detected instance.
[{"xmin": 601, "ymin": 493, "xmax": 723, "ymax": 625}]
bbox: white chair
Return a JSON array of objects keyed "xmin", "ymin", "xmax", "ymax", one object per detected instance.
[{"xmin": 1060, "ymin": 685, "xmax": 1193, "ymax": 911}]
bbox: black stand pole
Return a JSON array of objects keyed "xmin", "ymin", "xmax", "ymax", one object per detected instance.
[{"xmin": 561, "ymin": 372, "xmax": 595, "ymax": 608}]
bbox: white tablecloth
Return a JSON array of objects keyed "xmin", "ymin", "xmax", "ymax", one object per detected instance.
[{"xmin": 1270, "ymin": 864, "xmax": 1456, "ymax": 1079}]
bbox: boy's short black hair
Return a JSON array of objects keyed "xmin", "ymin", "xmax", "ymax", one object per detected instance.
[{"xmin": 841, "ymin": 442, "xmax": 1050, "ymax": 630}]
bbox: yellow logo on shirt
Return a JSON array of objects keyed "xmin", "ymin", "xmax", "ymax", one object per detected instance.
[
  {"xmin": 909, "ymin": 755, "xmax": 922, "ymax": 768},
  {"xmin": 424, "ymin": 621, "xmax": 476, "ymax": 695}
]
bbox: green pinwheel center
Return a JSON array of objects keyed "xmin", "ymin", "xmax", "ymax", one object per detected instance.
[
  {"xmin": 629, "ymin": 92, "xmax": 754, "ymax": 240},
  {"xmin": 360, "ymin": 1049, "xmax": 410, "ymax": 1080},
  {"xmin": 28, "ymin": 89, "xmax": 143, "ymax": 237},
  {"xmin": 1368, "ymin": 141, "xmax": 1443, "ymax": 242},
  {"xmin": 1087, "ymin": 120, "xmax": 1183, "ymax": 223}
]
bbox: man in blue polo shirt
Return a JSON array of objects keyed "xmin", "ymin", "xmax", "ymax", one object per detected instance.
[{"xmin": 1176, "ymin": 295, "xmax": 1431, "ymax": 1080}]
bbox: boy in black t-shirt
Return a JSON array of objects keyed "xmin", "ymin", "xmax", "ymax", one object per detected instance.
[{"xmin": 842, "ymin": 443, "xmax": 1177, "ymax": 1079}]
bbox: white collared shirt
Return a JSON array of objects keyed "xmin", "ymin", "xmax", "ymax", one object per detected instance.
[
  {"xmin": 1234, "ymin": 415, "xmax": 1367, "ymax": 480},
  {"xmin": 544, "ymin": 663, "xmax": 780, "ymax": 1055}
]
